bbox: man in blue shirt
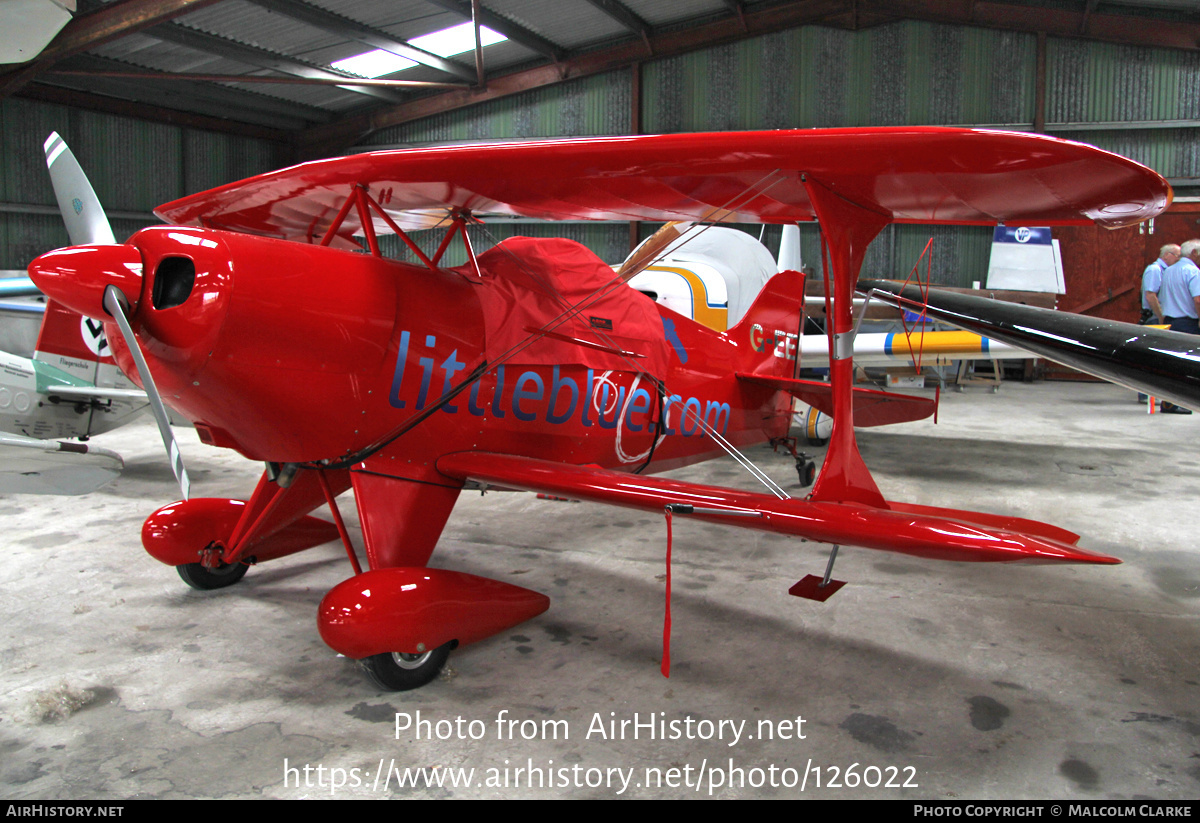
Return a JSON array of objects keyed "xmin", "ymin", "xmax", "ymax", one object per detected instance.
[
  {"xmin": 1158, "ymin": 239, "xmax": 1200, "ymax": 334},
  {"xmin": 1141, "ymin": 243, "xmax": 1180, "ymax": 324},
  {"xmin": 1157, "ymin": 239, "xmax": 1200, "ymax": 413}
]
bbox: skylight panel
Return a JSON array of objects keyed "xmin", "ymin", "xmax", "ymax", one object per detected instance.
[
  {"xmin": 409, "ymin": 22, "xmax": 506, "ymax": 57},
  {"xmin": 333, "ymin": 51, "xmax": 416, "ymax": 79},
  {"xmin": 332, "ymin": 23, "xmax": 507, "ymax": 79}
]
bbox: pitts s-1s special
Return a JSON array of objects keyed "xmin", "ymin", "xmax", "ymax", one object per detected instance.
[{"xmin": 29, "ymin": 128, "xmax": 1169, "ymax": 689}]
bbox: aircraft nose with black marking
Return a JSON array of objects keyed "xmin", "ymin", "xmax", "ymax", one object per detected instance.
[{"xmin": 29, "ymin": 226, "xmax": 234, "ymax": 385}]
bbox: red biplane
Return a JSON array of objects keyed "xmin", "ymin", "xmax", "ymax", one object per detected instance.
[{"xmin": 28, "ymin": 128, "xmax": 1171, "ymax": 690}]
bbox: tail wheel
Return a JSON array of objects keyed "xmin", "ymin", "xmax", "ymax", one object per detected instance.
[
  {"xmin": 177, "ymin": 561, "xmax": 248, "ymax": 590},
  {"xmin": 360, "ymin": 642, "xmax": 455, "ymax": 691}
]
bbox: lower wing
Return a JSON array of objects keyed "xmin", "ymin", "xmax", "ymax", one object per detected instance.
[{"xmin": 437, "ymin": 452, "xmax": 1117, "ymax": 565}]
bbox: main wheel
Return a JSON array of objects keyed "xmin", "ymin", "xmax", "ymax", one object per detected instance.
[
  {"xmin": 176, "ymin": 561, "xmax": 248, "ymax": 591},
  {"xmin": 360, "ymin": 642, "xmax": 454, "ymax": 691},
  {"xmin": 798, "ymin": 459, "xmax": 816, "ymax": 487}
]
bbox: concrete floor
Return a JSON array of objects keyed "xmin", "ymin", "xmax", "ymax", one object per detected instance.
[{"xmin": 2, "ymin": 380, "xmax": 1199, "ymax": 799}]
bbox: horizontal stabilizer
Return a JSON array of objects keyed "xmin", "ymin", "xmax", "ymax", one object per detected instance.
[
  {"xmin": 737, "ymin": 373, "xmax": 935, "ymax": 427},
  {"xmin": 437, "ymin": 452, "xmax": 1118, "ymax": 565},
  {"xmin": 860, "ymin": 279, "xmax": 1200, "ymax": 409}
]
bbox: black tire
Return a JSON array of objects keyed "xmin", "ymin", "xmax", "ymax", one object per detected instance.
[
  {"xmin": 800, "ymin": 460, "xmax": 816, "ymax": 487},
  {"xmin": 360, "ymin": 642, "xmax": 453, "ymax": 691},
  {"xmin": 176, "ymin": 561, "xmax": 248, "ymax": 590}
]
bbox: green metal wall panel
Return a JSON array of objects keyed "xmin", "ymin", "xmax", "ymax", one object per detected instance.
[
  {"xmin": 641, "ymin": 22, "xmax": 1036, "ymax": 133},
  {"xmin": 363, "ymin": 71, "xmax": 633, "ymax": 146},
  {"xmin": 72, "ymin": 110, "xmax": 182, "ymax": 213},
  {"xmin": 0, "ymin": 99, "xmax": 289, "ymax": 269},
  {"xmin": 1047, "ymin": 39, "xmax": 1200, "ymax": 125},
  {"xmin": 183, "ymin": 129, "xmax": 291, "ymax": 196},
  {"xmin": 1053, "ymin": 128, "xmax": 1195, "ymax": 184},
  {"xmin": 2, "ymin": 99, "xmax": 67, "ymax": 207}
]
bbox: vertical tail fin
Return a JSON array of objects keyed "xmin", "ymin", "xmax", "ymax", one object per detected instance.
[
  {"xmin": 727, "ymin": 269, "xmax": 806, "ymax": 377},
  {"xmin": 777, "ymin": 224, "xmax": 802, "ymax": 273},
  {"xmin": 33, "ymin": 300, "xmax": 110, "ymax": 385}
]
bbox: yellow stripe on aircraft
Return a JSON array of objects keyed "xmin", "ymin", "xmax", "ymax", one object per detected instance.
[
  {"xmin": 646, "ymin": 265, "xmax": 729, "ymax": 331},
  {"xmin": 884, "ymin": 330, "xmax": 989, "ymax": 357}
]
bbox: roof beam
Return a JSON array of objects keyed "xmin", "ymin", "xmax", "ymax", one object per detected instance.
[
  {"xmin": 723, "ymin": 0, "xmax": 748, "ymax": 32},
  {"xmin": 584, "ymin": 0, "xmax": 652, "ymax": 42},
  {"xmin": 242, "ymin": 0, "xmax": 477, "ymax": 82},
  {"xmin": 422, "ymin": 0, "xmax": 564, "ymax": 62},
  {"xmin": 150, "ymin": 22, "xmax": 409, "ymax": 103},
  {"xmin": 0, "ymin": 0, "xmax": 228, "ymax": 99},
  {"xmin": 1080, "ymin": 0, "xmax": 1099, "ymax": 36},
  {"xmin": 48, "ymin": 53, "xmax": 333, "ymax": 128}
]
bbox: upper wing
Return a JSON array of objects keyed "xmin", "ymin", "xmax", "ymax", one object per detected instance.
[
  {"xmin": 0, "ymin": 432, "xmax": 122, "ymax": 495},
  {"xmin": 435, "ymin": 451, "xmax": 1117, "ymax": 565},
  {"xmin": 155, "ymin": 129, "xmax": 1170, "ymax": 243},
  {"xmin": 860, "ymin": 280, "xmax": 1200, "ymax": 410}
]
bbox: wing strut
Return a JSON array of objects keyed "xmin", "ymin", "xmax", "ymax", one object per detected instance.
[
  {"xmin": 319, "ymin": 184, "xmax": 438, "ymax": 270},
  {"xmin": 802, "ymin": 177, "xmax": 890, "ymax": 507}
]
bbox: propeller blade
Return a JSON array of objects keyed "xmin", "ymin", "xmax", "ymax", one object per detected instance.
[
  {"xmin": 102, "ymin": 285, "xmax": 191, "ymax": 501},
  {"xmin": 44, "ymin": 132, "xmax": 115, "ymax": 246}
]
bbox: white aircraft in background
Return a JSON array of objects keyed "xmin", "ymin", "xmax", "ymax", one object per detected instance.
[
  {"xmin": 0, "ymin": 133, "xmax": 149, "ymax": 495},
  {"xmin": 0, "ymin": 0, "xmax": 74, "ymax": 64}
]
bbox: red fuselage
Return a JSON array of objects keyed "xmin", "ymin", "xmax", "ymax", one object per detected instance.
[{"xmin": 47, "ymin": 226, "xmax": 793, "ymax": 480}]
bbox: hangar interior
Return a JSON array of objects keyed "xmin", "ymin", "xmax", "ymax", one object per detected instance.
[{"xmin": 1, "ymin": 0, "xmax": 1199, "ymax": 800}]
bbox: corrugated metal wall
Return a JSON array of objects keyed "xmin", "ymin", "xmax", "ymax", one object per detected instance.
[
  {"xmin": 1044, "ymin": 39, "xmax": 1200, "ymax": 181},
  {"xmin": 639, "ymin": 22, "xmax": 1039, "ymax": 285},
  {"xmin": 642, "ymin": 23, "xmax": 1036, "ymax": 133},
  {"xmin": 0, "ymin": 98, "xmax": 290, "ymax": 269},
  {"xmin": 362, "ymin": 71, "xmax": 633, "ymax": 146}
]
